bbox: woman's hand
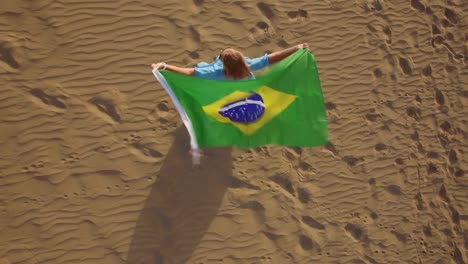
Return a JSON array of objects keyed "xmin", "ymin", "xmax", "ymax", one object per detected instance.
[
  {"xmin": 151, "ymin": 62, "xmax": 166, "ymax": 70},
  {"xmin": 297, "ymin": 43, "xmax": 309, "ymax": 51},
  {"xmin": 151, "ymin": 63, "xmax": 195, "ymax": 76},
  {"xmin": 268, "ymin": 43, "xmax": 310, "ymax": 64}
]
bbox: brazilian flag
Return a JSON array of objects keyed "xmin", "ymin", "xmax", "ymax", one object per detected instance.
[{"xmin": 152, "ymin": 49, "xmax": 328, "ymax": 150}]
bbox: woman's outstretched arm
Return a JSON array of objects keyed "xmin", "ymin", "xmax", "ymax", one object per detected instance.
[
  {"xmin": 152, "ymin": 63, "xmax": 195, "ymax": 76},
  {"xmin": 267, "ymin": 43, "xmax": 309, "ymax": 64}
]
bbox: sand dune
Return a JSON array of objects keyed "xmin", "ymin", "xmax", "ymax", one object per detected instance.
[{"xmin": 0, "ymin": 0, "xmax": 466, "ymax": 263}]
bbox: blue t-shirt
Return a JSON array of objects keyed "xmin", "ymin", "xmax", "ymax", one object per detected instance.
[{"xmin": 194, "ymin": 53, "xmax": 269, "ymax": 81}]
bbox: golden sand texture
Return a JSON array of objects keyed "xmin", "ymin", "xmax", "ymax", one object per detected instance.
[{"xmin": 0, "ymin": 0, "xmax": 467, "ymax": 263}]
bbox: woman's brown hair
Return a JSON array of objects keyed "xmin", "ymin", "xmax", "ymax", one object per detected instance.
[{"xmin": 220, "ymin": 48, "xmax": 251, "ymax": 80}]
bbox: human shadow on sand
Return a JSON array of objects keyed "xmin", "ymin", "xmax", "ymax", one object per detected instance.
[{"xmin": 126, "ymin": 127, "xmax": 232, "ymax": 264}]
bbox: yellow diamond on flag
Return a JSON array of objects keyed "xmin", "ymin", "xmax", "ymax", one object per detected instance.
[{"xmin": 202, "ymin": 86, "xmax": 297, "ymax": 135}]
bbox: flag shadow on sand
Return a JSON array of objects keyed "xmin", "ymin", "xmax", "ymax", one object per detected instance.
[{"xmin": 126, "ymin": 127, "xmax": 232, "ymax": 263}]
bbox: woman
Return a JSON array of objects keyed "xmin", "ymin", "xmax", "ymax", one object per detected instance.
[{"xmin": 151, "ymin": 43, "xmax": 309, "ymax": 80}]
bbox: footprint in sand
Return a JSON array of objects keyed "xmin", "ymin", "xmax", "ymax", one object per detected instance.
[
  {"xmin": 427, "ymin": 161, "xmax": 439, "ymax": 174},
  {"xmin": 325, "ymin": 101, "xmax": 337, "ymax": 111},
  {"xmin": 131, "ymin": 142, "xmax": 163, "ymax": 159},
  {"xmin": 415, "ymin": 192, "xmax": 425, "ymax": 210},
  {"xmin": 29, "ymin": 88, "xmax": 67, "ymax": 110},
  {"xmin": 427, "ymin": 151, "xmax": 440, "ymax": 160},
  {"xmin": 452, "ymin": 244, "xmax": 465, "ymax": 264},
  {"xmin": 431, "ymin": 35, "xmax": 446, "ymax": 49},
  {"xmin": 22, "ymin": 161, "xmax": 45, "ymax": 172},
  {"xmin": 394, "ymin": 157, "xmax": 405, "ymax": 166},
  {"xmin": 431, "ymin": 24, "xmax": 442, "ymax": 35},
  {"xmin": 253, "ymin": 146, "xmax": 270, "ymax": 156},
  {"xmin": 365, "ymin": 110, "xmax": 381, "ymax": 123},
  {"xmin": 152, "ymin": 100, "xmax": 174, "ymax": 128},
  {"xmin": 392, "ymin": 230, "xmax": 409, "ymax": 244},
  {"xmin": 439, "ymin": 120, "xmax": 453, "ymax": 134},
  {"xmin": 230, "ymin": 175, "xmax": 260, "ymax": 190},
  {"xmin": 270, "ymin": 174, "xmax": 295, "ymax": 196},
  {"xmin": 373, "ymin": 68, "xmax": 384, "ymax": 78},
  {"xmin": 61, "ymin": 153, "xmax": 79, "ymax": 164},
  {"xmin": 344, "ymin": 223, "xmax": 368, "ymax": 242},
  {"xmin": 342, "ymin": 155, "xmax": 363, "ymax": 167},
  {"xmin": 302, "ymin": 215, "xmax": 325, "ymax": 230},
  {"xmin": 189, "ymin": 51, "xmax": 199, "ymax": 59},
  {"xmin": 283, "ymin": 147, "xmax": 299, "ymax": 162},
  {"xmin": 89, "ymin": 97, "xmax": 121, "ymax": 123},
  {"xmin": 240, "ymin": 201, "xmax": 266, "ymax": 229},
  {"xmin": 259, "ymin": 256, "xmax": 273, "ymax": 263},
  {"xmin": 256, "ymin": 2, "xmax": 275, "ymax": 19},
  {"xmin": 123, "ymin": 133, "xmax": 164, "ymax": 160},
  {"xmin": 94, "ymin": 145, "xmax": 112, "ymax": 153},
  {"xmin": 241, "ymin": 200, "xmax": 265, "ymax": 212},
  {"xmin": 299, "ymin": 234, "xmax": 314, "ymax": 251},
  {"xmin": 421, "ymin": 64, "xmax": 432, "ymax": 78},
  {"xmin": 453, "ymin": 167, "xmax": 464, "ymax": 178},
  {"xmin": 435, "ymin": 89, "xmax": 445, "ymax": 106},
  {"xmin": 410, "ymin": 0, "xmax": 425, "ymax": 12},
  {"xmin": 406, "ymin": 106, "xmax": 421, "ymax": 120},
  {"xmin": 428, "ymin": 9, "xmax": 462, "ymax": 61},
  {"xmin": 384, "ymin": 184, "xmax": 402, "ymax": 196},
  {"xmin": 367, "ymin": 24, "xmax": 392, "ymax": 45},
  {"xmin": 448, "ymin": 149, "xmax": 458, "ymax": 165},
  {"xmin": 358, "ymin": 0, "xmax": 383, "ymax": 12},
  {"xmin": 257, "ymin": 21, "xmax": 269, "ymax": 31},
  {"xmin": 297, "ymin": 161, "xmax": 314, "ymax": 174},
  {"xmin": 0, "ymin": 41, "xmax": 20, "ymax": 71},
  {"xmin": 276, "ymin": 39, "xmax": 289, "ymax": 48},
  {"xmin": 157, "ymin": 101, "xmax": 170, "ymax": 113},
  {"xmin": 287, "ymin": 9, "xmax": 308, "ymax": 22},
  {"xmin": 374, "ymin": 143, "xmax": 387, "ymax": 152},
  {"xmin": 438, "ymin": 184, "xmax": 450, "ymax": 203},
  {"xmin": 398, "ymin": 57, "xmax": 413, "ymax": 75},
  {"xmin": 297, "ymin": 188, "xmax": 311, "ymax": 204},
  {"xmin": 437, "ymin": 132, "xmax": 451, "ymax": 148},
  {"xmin": 444, "ymin": 8, "xmax": 458, "ymax": 25},
  {"xmin": 123, "ymin": 133, "xmax": 142, "ymax": 144},
  {"xmin": 449, "ymin": 206, "xmax": 460, "ymax": 225},
  {"xmin": 324, "ymin": 142, "xmax": 338, "ymax": 157},
  {"xmin": 249, "ymin": 21, "xmax": 274, "ymax": 44}
]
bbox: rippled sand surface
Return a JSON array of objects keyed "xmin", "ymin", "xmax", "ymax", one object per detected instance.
[{"xmin": 0, "ymin": 0, "xmax": 466, "ymax": 263}]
